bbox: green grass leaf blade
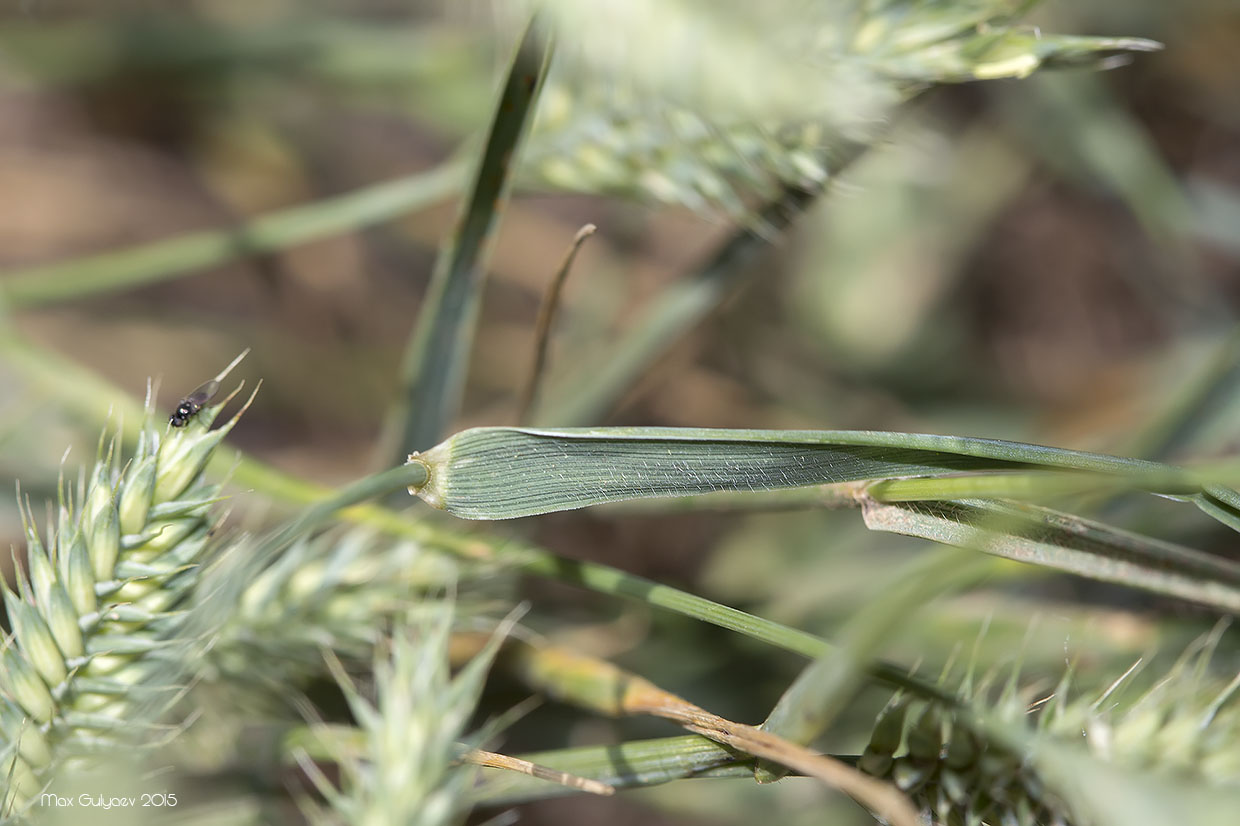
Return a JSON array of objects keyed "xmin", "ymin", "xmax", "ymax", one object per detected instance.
[
  {"xmin": 381, "ymin": 18, "xmax": 553, "ymax": 461},
  {"xmin": 861, "ymin": 498, "xmax": 1240, "ymax": 612},
  {"xmin": 407, "ymin": 425, "xmax": 1197, "ymax": 519},
  {"xmin": 0, "ymin": 162, "xmax": 464, "ymax": 309}
]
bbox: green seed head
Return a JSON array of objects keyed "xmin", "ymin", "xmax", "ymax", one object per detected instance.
[
  {"xmin": 0, "ymin": 356, "xmax": 252, "ymax": 813},
  {"xmin": 860, "ymin": 648, "xmax": 1240, "ymax": 826}
]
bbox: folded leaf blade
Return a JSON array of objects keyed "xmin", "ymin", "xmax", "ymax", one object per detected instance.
[{"xmin": 407, "ymin": 426, "xmax": 1199, "ymax": 519}]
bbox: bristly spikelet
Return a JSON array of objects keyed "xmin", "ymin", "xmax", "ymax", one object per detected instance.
[
  {"xmin": 859, "ymin": 639, "xmax": 1240, "ymax": 826},
  {"xmin": 0, "ymin": 359, "xmax": 253, "ymax": 814},
  {"xmin": 292, "ymin": 600, "xmax": 505, "ymax": 826},
  {"xmin": 524, "ymin": 86, "xmax": 850, "ymax": 220},
  {"xmin": 199, "ymin": 527, "xmax": 494, "ymax": 708},
  {"xmin": 159, "ymin": 525, "xmax": 506, "ymax": 782},
  {"xmin": 519, "ymin": 0, "xmax": 1160, "ymax": 219}
]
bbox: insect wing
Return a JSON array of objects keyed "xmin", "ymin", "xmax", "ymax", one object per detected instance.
[{"xmin": 183, "ymin": 379, "xmax": 220, "ymax": 407}]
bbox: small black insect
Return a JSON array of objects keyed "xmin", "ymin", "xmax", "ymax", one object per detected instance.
[{"xmin": 169, "ymin": 379, "xmax": 220, "ymax": 427}]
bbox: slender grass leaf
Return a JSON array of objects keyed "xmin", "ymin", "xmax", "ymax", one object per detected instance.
[
  {"xmin": 861, "ymin": 498, "xmax": 1240, "ymax": 613},
  {"xmin": 865, "ymin": 470, "xmax": 1198, "ymax": 502},
  {"xmin": 406, "ymin": 426, "xmax": 1201, "ymax": 520},
  {"xmin": 0, "ymin": 162, "xmax": 464, "ymax": 309},
  {"xmin": 381, "ymin": 18, "xmax": 553, "ymax": 462},
  {"xmin": 1185, "ymin": 476, "xmax": 1240, "ymax": 532}
]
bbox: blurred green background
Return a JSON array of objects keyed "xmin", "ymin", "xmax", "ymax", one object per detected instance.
[{"xmin": 0, "ymin": 1, "xmax": 1238, "ymax": 823}]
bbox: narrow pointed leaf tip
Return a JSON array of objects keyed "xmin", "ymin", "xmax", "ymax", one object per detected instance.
[{"xmin": 405, "ymin": 426, "xmax": 1205, "ymax": 520}]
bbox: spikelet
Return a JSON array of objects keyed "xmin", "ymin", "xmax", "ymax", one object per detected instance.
[
  {"xmin": 525, "ymin": 88, "xmax": 851, "ymax": 221},
  {"xmin": 520, "ymin": 0, "xmax": 1160, "ymax": 218},
  {"xmin": 199, "ymin": 526, "xmax": 503, "ymax": 706},
  {"xmin": 0, "ymin": 357, "xmax": 253, "ymax": 814},
  {"xmin": 858, "ymin": 638, "xmax": 1240, "ymax": 825},
  {"xmin": 291, "ymin": 599, "xmax": 506, "ymax": 826}
]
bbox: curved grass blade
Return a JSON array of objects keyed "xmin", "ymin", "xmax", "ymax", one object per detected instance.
[
  {"xmin": 407, "ymin": 425, "xmax": 1240, "ymax": 610},
  {"xmin": 0, "ymin": 162, "xmax": 464, "ymax": 309},
  {"xmin": 861, "ymin": 498, "xmax": 1240, "ymax": 613},
  {"xmin": 380, "ymin": 17, "xmax": 553, "ymax": 462},
  {"xmin": 405, "ymin": 426, "xmax": 1203, "ymax": 520}
]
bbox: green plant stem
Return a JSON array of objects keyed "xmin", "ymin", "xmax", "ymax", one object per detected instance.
[{"xmin": 0, "ymin": 161, "xmax": 465, "ymax": 309}]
